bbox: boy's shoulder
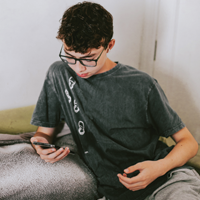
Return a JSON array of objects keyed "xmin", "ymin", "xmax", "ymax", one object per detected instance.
[
  {"xmin": 47, "ymin": 61, "xmax": 66, "ymax": 75},
  {"xmin": 117, "ymin": 63, "xmax": 156, "ymax": 88},
  {"xmin": 45, "ymin": 61, "xmax": 74, "ymax": 81}
]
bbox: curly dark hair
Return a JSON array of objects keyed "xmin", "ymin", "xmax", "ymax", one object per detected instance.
[{"xmin": 56, "ymin": 1, "xmax": 113, "ymax": 53}]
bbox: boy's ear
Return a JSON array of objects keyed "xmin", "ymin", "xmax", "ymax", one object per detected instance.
[{"xmin": 107, "ymin": 39, "xmax": 115, "ymax": 53}]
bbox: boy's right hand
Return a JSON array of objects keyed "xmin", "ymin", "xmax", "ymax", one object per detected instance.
[{"xmin": 30, "ymin": 136, "xmax": 70, "ymax": 163}]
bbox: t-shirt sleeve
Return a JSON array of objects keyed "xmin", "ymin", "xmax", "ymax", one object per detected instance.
[
  {"xmin": 147, "ymin": 80, "xmax": 185, "ymax": 137},
  {"xmin": 31, "ymin": 76, "xmax": 63, "ymax": 128}
]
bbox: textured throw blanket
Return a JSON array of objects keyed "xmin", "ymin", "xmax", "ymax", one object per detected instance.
[{"xmin": 0, "ymin": 132, "xmax": 98, "ymax": 200}]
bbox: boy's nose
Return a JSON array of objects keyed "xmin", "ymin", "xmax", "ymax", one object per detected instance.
[{"xmin": 76, "ymin": 61, "xmax": 86, "ymax": 72}]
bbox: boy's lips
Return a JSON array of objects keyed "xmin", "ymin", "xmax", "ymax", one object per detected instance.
[{"xmin": 77, "ymin": 73, "xmax": 89, "ymax": 78}]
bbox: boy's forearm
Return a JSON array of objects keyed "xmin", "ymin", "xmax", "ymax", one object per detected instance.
[
  {"xmin": 32, "ymin": 126, "xmax": 57, "ymax": 144},
  {"xmin": 158, "ymin": 129, "xmax": 198, "ymax": 176}
]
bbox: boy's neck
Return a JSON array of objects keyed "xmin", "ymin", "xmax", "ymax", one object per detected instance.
[{"xmin": 96, "ymin": 58, "xmax": 117, "ymax": 75}]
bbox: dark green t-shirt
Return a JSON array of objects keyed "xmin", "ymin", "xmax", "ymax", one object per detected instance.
[{"xmin": 31, "ymin": 61, "xmax": 185, "ymax": 200}]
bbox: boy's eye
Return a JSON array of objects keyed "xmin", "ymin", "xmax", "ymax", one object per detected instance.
[
  {"xmin": 65, "ymin": 57, "xmax": 76, "ymax": 64},
  {"xmin": 84, "ymin": 58, "xmax": 95, "ymax": 61},
  {"xmin": 82, "ymin": 60, "xmax": 96, "ymax": 66}
]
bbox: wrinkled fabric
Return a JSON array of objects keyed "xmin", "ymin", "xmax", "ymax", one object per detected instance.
[
  {"xmin": 0, "ymin": 134, "xmax": 98, "ymax": 200},
  {"xmin": 144, "ymin": 167, "xmax": 200, "ymax": 200},
  {"xmin": 31, "ymin": 61, "xmax": 185, "ymax": 200}
]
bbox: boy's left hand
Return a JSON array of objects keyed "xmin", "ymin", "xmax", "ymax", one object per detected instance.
[{"xmin": 117, "ymin": 160, "xmax": 165, "ymax": 191}]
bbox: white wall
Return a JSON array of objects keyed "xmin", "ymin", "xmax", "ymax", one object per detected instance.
[
  {"xmin": 140, "ymin": 0, "xmax": 200, "ymax": 143},
  {"xmin": 0, "ymin": 0, "xmax": 145, "ymax": 110}
]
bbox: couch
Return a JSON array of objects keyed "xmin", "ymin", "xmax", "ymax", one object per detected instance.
[
  {"xmin": 0, "ymin": 105, "xmax": 99, "ymax": 200},
  {"xmin": 0, "ymin": 105, "xmax": 199, "ymax": 199}
]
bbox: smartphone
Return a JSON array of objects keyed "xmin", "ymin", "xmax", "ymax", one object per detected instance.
[{"xmin": 32, "ymin": 141, "xmax": 75, "ymax": 154}]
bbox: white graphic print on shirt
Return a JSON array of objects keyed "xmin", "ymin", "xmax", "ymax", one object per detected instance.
[
  {"xmin": 65, "ymin": 89, "xmax": 71, "ymax": 103},
  {"xmin": 67, "ymin": 77, "xmax": 85, "ymax": 135},
  {"xmin": 74, "ymin": 100, "xmax": 80, "ymax": 113},
  {"xmin": 78, "ymin": 121, "xmax": 85, "ymax": 135},
  {"xmin": 69, "ymin": 77, "xmax": 76, "ymax": 89}
]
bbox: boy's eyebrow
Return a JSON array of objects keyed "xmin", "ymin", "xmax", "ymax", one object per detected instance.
[{"xmin": 64, "ymin": 49, "xmax": 96, "ymax": 58}]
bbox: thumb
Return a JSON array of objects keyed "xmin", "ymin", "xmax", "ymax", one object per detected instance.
[
  {"xmin": 124, "ymin": 163, "xmax": 140, "ymax": 174},
  {"xmin": 30, "ymin": 137, "xmax": 38, "ymax": 143}
]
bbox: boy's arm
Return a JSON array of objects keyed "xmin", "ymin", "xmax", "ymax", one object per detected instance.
[
  {"xmin": 31, "ymin": 126, "xmax": 70, "ymax": 163},
  {"xmin": 32, "ymin": 126, "xmax": 56, "ymax": 144},
  {"xmin": 117, "ymin": 127, "xmax": 198, "ymax": 191},
  {"xmin": 159, "ymin": 127, "xmax": 198, "ymax": 173}
]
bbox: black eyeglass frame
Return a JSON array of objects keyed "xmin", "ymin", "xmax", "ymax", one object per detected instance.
[{"xmin": 59, "ymin": 45, "xmax": 106, "ymax": 67}]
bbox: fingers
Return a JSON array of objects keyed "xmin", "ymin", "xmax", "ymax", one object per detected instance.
[
  {"xmin": 30, "ymin": 136, "xmax": 46, "ymax": 144},
  {"xmin": 117, "ymin": 161, "xmax": 160, "ymax": 191},
  {"xmin": 124, "ymin": 163, "xmax": 140, "ymax": 174},
  {"xmin": 117, "ymin": 173, "xmax": 147, "ymax": 191},
  {"xmin": 30, "ymin": 136, "xmax": 48, "ymax": 151},
  {"xmin": 119, "ymin": 178, "xmax": 145, "ymax": 191},
  {"xmin": 30, "ymin": 136, "xmax": 70, "ymax": 163},
  {"xmin": 53, "ymin": 148, "xmax": 70, "ymax": 161},
  {"xmin": 117, "ymin": 163, "xmax": 144, "ymax": 191},
  {"xmin": 30, "ymin": 137, "xmax": 44, "ymax": 153},
  {"xmin": 117, "ymin": 173, "xmax": 141, "ymax": 184},
  {"xmin": 38, "ymin": 147, "xmax": 56, "ymax": 155},
  {"xmin": 40, "ymin": 147, "xmax": 70, "ymax": 163}
]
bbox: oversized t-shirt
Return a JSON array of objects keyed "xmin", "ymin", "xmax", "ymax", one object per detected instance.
[{"xmin": 31, "ymin": 61, "xmax": 185, "ymax": 200}]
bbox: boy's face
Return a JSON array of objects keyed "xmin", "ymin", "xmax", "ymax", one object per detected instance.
[{"xmin": 62, "ymin": 39, "xmax": 115, "ymax": 79}]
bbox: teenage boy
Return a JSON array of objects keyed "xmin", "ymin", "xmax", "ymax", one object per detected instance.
[{"xmin": 31, "ymin": 2, "xmax": 200, "ymax": 200}]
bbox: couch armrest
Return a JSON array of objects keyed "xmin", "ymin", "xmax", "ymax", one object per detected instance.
[{"xmin": 0, "ymin": 105, "xmax": 37, "ymax": 135}]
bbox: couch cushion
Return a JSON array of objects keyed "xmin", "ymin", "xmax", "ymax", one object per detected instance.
[
  {"xmin": 0, "ymin": 134, "xmax": 98, "ymax": 200},
  {"xmin": 0, "ymin": 105, "xmax": 37, "ymax": 134},
  {"xmin": 0, "ymin": 123, "xmax": 71, "ymax": 146}
]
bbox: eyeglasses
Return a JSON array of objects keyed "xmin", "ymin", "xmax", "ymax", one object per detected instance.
[{"xmin": 59, "ymin": 45, "xmax": 105, "ymax": 67}]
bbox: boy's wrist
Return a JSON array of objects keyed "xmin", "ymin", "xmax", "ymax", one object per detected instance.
[{"xmin": 155, "ymin": 159, "xmax": 171, "ymax": 176}]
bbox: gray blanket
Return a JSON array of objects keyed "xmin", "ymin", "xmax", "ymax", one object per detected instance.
[{"xmin": 0, "ymin": 133, "xmax": 98, "ymax": 200}]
